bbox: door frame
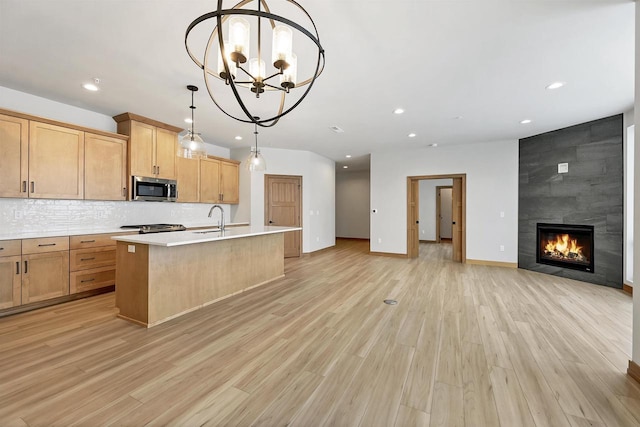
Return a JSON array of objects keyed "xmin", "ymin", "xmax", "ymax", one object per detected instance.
[
  {"xmin": 264, "ymin": 174, "xmax": 303, "ymax": 257},
  {"xmin": 436, "ymin": 185, "xmax": 453, "ymax": 243},
  {"xmin": 407, "ymin": 174, "xmax": 466, "ymax": 262}
]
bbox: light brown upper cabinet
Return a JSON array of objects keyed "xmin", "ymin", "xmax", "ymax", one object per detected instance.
[
  {"xmin": 114, "ymin": 113, "xmax": 182, "ymax": 181},
  {"xmin": 176, "ymin": 156, "xmax": 200, "ymax": 203},
  {"xmin": 85, "ymin": 133, "xmax": 127, "ymax": 200},
  {"xmin": 0, "ymin": 113, "xmax": 29, "ymax": 198},
  {"xmin": 0, "ymin": 109, "xmax": 128, "ymax": 202},
  {"xmin": 200, "ymin": 157, "xmax": 221, "ymax": 203},
  {"xmin": 29, "ymin": 121, "xmax": 84, "ymax": 200},
  {"xmin": 219, "ymin": 160, "xmax": 239, "ymax": 204}
]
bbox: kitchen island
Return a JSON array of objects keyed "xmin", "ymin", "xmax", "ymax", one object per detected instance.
[{"xmin": 112, "ymin": 225, "xmax": 300, "ymax": 327}]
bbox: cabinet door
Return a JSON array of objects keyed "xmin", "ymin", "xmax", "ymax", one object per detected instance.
[
  {"xmin": 0, "ymin": 114, "xmax": 29, "ymax": 198},
  {"xmin": 130, "ymin": 121, "xmax": 155, "ymax": 177},
  {"xmin": 176, "ymin": 156, "xmax": 200, "ymax": 203},
  {"xmin": 85, "ymin": 133, "xmax": 127, "ymax": 200},
  {"xmin": 155, "ymin": 128, "xmax": 177, "ymax": 180},
  {"xmin": 22, "ymin": 251, "xmax": 70, "ymax": 304},
  {"xmin": 220, "ymin": 161, "xmax": 239, "ymax": 204},
  {"xmin": 0, "ymin": 255, "xmax": 21, "ymax": 309},
  {"xmin": 29, "ymin": 121, "xmax": 84, "ymax": 199},
  {"xmin": 200, "ymin": 158, "xmax": 220, "ymax": 203}
]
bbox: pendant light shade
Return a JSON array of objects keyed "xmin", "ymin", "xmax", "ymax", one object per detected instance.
[
  {"xmin": 246, "ymin": 118, "xmax": 266, "ymax": 172},
  {"xmin": 177, "ymin": 85, "xmax": 207, "ymax": 159}
]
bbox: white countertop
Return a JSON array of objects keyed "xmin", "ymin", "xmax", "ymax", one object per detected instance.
[
  {"xmin": 0, "ymin": 222, "xmax": 250, "ymax": 241},
  {"xmin": 111, "ymin": 225, "xmax": 301, "ymax": 247}
]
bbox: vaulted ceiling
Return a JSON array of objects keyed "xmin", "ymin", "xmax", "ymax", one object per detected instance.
[{"xmin": 0, "ymin": 0, "xmax": 634, "ymax": 169}]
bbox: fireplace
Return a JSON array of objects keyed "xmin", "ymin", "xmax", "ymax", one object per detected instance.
[{"xmin": 536, "ymin": 223, "xmax": 594, "ymax": 273}]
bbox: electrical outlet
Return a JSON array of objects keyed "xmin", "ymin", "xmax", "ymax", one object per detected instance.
[
  {"xmin": 128, "ymin": 245, "xmax": 136, "ymax": 253},
  {"xmin": 14, "ymin": 210, "xmax": 22, "ymax": 220},
  {"xmin": 500, "ymin": 245, "xmax": 505, "ymax": 252},
  {"xmin": 316, "ymin": 236, "xmax": 320, "ymax": 242},
  {"xmin": 378, "ymin": 238, "xmax": 382, "ymax": 244},
  {"xmin": 500, "ymin": 211, "xmax": 505, "ymax": 218}
]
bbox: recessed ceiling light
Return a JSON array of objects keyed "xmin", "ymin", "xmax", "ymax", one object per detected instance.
[
  {"xmin": 546, "ymin": 82, "xmax": 565, "ymax": 90},
  {"xmin": 235, "ymin": 136, "xmax": 242, "ymax": 140},
  {"xmin": 408, "ymin": 133, "xmax": 416, "ymax": 138},
  {"xmin": 393, "ymin": 108, "xmax": 405, "ymax": 115},
  {"xmin": 184, "ymin": 118, "xmax": 193, "ymax": 124},
  {"xmin": 82, "ymin": 78, "xmax": 100, "ymax": 92},
  {"xmin": 429, "ymin": 143, "xmax": 438, "ymax": 147},
  {"xmin": 343, "ymin": 165, "xmax": 348, "ymax": 169},
  {"xmin": 345, "ymin": 154, "xmax": 352, "ymax": 158},
  {"xmin": 520, "ymin": 119, "xmax": 532, "ymax": 124}
]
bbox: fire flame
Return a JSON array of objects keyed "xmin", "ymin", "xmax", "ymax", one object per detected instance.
[{"xmin": 544, "ymin": 234, "xmax": 583, "ymax": 258}]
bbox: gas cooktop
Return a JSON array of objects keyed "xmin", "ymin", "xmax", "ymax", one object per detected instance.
[{"xmin": 120, "ymin": 224, "xmax": 186, "ymax": 234}]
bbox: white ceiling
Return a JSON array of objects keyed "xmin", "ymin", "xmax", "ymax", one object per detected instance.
[{"xmin": 0, "ymin": 0, "xmax": 634, "ymax": 169}]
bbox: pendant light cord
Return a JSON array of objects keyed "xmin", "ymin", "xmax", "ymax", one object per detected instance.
[
  {"xmin": 254, "ymin": 121, "xmax": 259, "ymax": 155},
  {"xmin": 190, "ymin": 90, "xmax": 196, "ymax": 139}
]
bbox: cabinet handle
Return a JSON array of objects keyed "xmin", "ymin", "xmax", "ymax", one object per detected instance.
[
  {"xmin": 30, "ymin": 181, "xmax": 35, "ymax": 193},
  {"xmin": 24, "ymin": 260, "xmax": 28, "ymax": 274},
  {"xmin": 16, "ymin": 261, "xmax": 19, "ymax": 275},
  {"xmin": 122, "ymin": 187, "xmax": 126, "ymax": 197},
  {"xmin": 80, "ymin": 257, "xmax": 95, "ymax": 261},
  {"xmin": 80, "ymin": 278, "xmax": 95, "ymax": 283},
  {"xmin": 157, "ymin": 166, "xmax": 160, "ymax": 175},
  {"xmin": 38, "ymin": 243, "xmax": 56, "ymax": 247},
  {"xmin": 80, "ymin": 240, "xmax": 95, "ymax": 243},
  {"xmin": 221, "ymin": 193, "xmax": 224, "ymax": 201},
  {"xmin": 22, "ymin": 181, "xmax": 27, "ymax": 193},
  {"xmin": 0, "ymin": 247, "xmax": 3, "ymax": 251}
]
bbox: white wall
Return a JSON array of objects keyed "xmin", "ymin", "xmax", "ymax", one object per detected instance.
[
  {"xmin": 0, "ymin": 86, "xmax": 117, "ymax": 132},
  {"xmin": 370, "ymin": 139, "xmax": 519, "ymax": 263},
  {"xmin": 0, "ymin": 87, "xmax": 234, "ymax": 234},
  {"xmin": 336, "ymin": 170, "xmax": 370, "ymax": 239},
  {"xmin": 418, "ymin": 179, "xmax": 452, "ymax": 241},
  {"xmin": 625, "ymin": 107, "xmax": 635, "ymax": 286},
  {"xmin": 632, "ymin": 0, "xmax": 640, "ymax": 365},
  {"xmin": 231, "ymin": 147, "xmax": 336, "ymax": 253}
]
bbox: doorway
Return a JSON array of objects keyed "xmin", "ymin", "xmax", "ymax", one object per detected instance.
[
  {"xmin": 436, "ymin": 186, "xmax": 453, "ymax": 243},
  {"xmin": 265, "ymin": 175, "xmax": 302, "ymax": 258},
  {"xmin": 407, "ymin": 174, "xmax": 466, "ymax": 262}
]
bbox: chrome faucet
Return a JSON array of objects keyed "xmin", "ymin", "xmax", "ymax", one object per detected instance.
[{"xmin": 208, "ymin": 204, "xmax": 225, "ymax": 231}]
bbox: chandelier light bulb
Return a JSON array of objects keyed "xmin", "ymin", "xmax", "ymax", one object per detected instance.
[
  {"xmin": 217, "ymin": 40, "xmax": 237, "ymax": 80},
  {"xmin": 280, "ymin": 53, "xmax": 297, "ymax": 90},
  {"xmin": 272, "ymin": 25, "xmax": 293, "ymax": 69},
  {"xmin": 228, "ymin": 17, "xmax": 250, "ymax": 63}
]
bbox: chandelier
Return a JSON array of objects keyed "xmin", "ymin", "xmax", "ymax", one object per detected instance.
[{"xmin": 185, "ymin": 0, "xmax": 325, "ymax": 127}]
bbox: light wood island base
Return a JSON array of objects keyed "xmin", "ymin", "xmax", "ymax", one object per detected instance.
[{"xmin": 115, "ymin": 233, "xmax": 284, "ymax": 327}]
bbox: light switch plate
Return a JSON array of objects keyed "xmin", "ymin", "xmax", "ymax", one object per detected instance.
[
  {"xmin": 128, "ymin": 245, "xmax": 136, "ymax": 253},
  {"xmin": 558, "ymin": 163, "xmax": 569, "ymax": 174}
]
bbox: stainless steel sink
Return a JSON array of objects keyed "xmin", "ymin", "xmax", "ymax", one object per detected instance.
[{"xmin": 192, "ymin": 229, "xmax": 222, "ymax": 234}]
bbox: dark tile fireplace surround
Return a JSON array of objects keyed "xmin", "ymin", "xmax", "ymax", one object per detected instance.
[{"xmin": 518, "ymin": 115, "xmax": 623, "ymax": 288}]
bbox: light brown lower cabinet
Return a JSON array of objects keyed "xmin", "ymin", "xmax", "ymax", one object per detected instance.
[
  {"xmin": 22, "ymin": 251, "xmax": 70, "ymax": 304},
  {"xmin": 0, "ymin": 255, "xmax": 21, "ymax": 309},
  {"xmin": 69, "ymin": 233, "xmax": 121, "ymax": 294}
]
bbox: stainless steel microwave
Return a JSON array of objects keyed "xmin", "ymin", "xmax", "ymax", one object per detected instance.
[{"xmin": 132, "ymin": 176, "xmax": 177, "ymax": 202}]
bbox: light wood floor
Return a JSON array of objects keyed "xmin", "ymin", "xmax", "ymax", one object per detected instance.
[{"xmin": 1, "ymin": 239, "xmax": 639, "ymax": 426}]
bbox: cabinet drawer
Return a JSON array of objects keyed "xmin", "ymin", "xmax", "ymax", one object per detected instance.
[
  {"xmin": 70, "ymin": 233, "xmax": 126, "ymax": 249},
  {"xmin": 70, "ymin": 247, "xmax": 116, "ymax": 271},
  {"xmin": 22, "ymin": 236, "xmax": 69, "ymax": 254},
  {"xmin": 0, "ymin": 240, "xmax": 21, "ymax": 257},
  {"xmin": 70, "ymin": 266, "xmax": 115, "ymax": 293}
]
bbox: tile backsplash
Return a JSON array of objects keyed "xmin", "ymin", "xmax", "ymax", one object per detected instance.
[{"xmin": 0, "ymin": 199, "xmax": 231, "ymax": 234}]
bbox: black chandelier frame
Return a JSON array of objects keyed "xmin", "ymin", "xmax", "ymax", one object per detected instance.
[{"xmin": 185, "ymin": 0, "xmax": 325, "ymax": 127}]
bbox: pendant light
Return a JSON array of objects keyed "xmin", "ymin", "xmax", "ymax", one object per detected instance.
[
  {"xmin": 246, "ymin": 117, "xmax": 266, "ymax": 172},
  {"xmin": 177, "ymin": 85, "xmax": 207, "ymax": 159}
]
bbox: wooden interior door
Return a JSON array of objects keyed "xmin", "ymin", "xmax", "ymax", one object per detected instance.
[
  {"xmin": 407, "ymin": 179, "xmax": 419, "ymax": 258},
  {"xmin": 265, "ymin": 175, "xmax": 301, "ymax": 258},
  {"xmin": 452, "ymin": 178, "xmax": 463, "ymax": 262}
]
